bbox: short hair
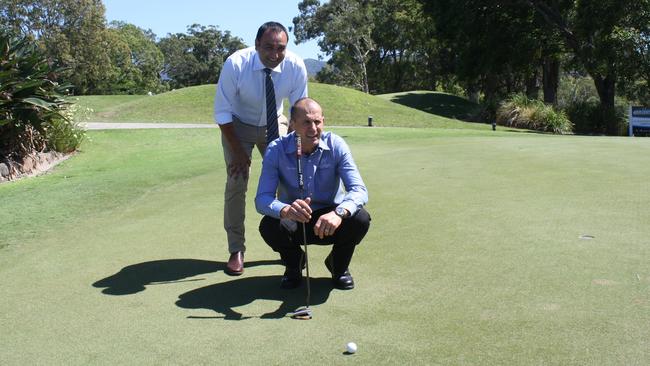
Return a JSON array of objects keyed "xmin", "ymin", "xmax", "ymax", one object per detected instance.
[
  {"xmin": 255, "ymin": 21, "xmax": 289, "ymax": 43},
  {"xmin": 290, "ymin": 97, "xmax": 320, "ymax": 120}
]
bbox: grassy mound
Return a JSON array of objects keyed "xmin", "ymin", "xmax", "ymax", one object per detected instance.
[{"xmin": 73, "ymin": 83, "xmax": 490, "ymax": 129}]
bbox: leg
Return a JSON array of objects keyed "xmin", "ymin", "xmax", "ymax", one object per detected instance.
[
  {"xmin": 221, "ymin": 120, "xmax": 259, "ymax": 255},
  {"xmin": 259, "ymin": 216, "xmax": 304, "ymax": 288},
  {"xmin": 329, "ymin": 208, "xmax": 371, "ymax": 274}
]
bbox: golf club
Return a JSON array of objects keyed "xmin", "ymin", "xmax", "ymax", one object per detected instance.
[{"xmin": 291, "ymin": 135, "xmax": 312, "ymax": 320}]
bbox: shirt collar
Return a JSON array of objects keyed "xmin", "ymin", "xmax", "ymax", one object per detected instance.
[{"xmin": 253, "ymin": 52, "xmax": 282, "ymax": 73}]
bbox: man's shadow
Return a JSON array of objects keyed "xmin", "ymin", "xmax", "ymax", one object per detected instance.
[
  {"xmin": 92, "ymin": 258, "xmax": 280, "ymax": 295},
  {"xmin": 175, "ymin": 276, "xmax": 334, "ymax": 320}
]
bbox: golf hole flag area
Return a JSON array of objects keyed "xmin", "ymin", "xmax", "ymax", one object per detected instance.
[{"xmin": 1, "ymin": 128, "xmax": 649, "ymax": 365}]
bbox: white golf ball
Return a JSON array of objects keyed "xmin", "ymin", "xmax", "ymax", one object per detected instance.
[{"xmin": 346, "ymin": 342, "xmax": 357, "ymax": 354}]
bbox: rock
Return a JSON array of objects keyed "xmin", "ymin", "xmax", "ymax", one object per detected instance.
[
  {"xmin": 21, "ymin": 156, "xmax": 34, "ymax": 172},
  {"xmin": 0, "ymin": 163, "xmax": 8, "ymax": 178}
]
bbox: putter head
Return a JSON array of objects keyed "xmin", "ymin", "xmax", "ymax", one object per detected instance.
[{"xmin": 290, "ymin": 307, "xmax": 312, "ymax": 320}]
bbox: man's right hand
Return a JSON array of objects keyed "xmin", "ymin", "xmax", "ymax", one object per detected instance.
[
  {"xmin": 281, "ymin": 197, "xmax": 312, "ymax": 223},
  {"xmin": 219, "ymin": 122, "xmax": 250, "ymax": 179}
]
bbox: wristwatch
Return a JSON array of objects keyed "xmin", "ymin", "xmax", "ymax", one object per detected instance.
[{"xmin": 335, "ymin": 206, "xmax": 349, "ymax": 219}]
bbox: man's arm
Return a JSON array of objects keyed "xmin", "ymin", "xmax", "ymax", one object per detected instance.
[
  {"xmin": 214, "ymin": 57, "xmax": 250, "ymax": 178},
  {"xmin": 335, "ymin": 137, "xmax": 368, "ymax": 216}
]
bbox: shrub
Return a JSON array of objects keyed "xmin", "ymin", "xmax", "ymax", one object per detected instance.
[
  {"xmin": 44, "ymin": 104, "xmax": 89, "ymax": 153},
  {"xmin": 496, "ymin": 93, "xmax": 573, "ymax": 134},
  {"xmin": 0, "ymin": 28, "xmax": 75, "ymax": 160}
]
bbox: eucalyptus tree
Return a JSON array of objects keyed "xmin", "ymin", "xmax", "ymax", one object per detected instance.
[
  {"xmin": 294, "ymin": 0, "xmax": 375, "ymax": 93},
  {"xmin": 0, "ymin": 0, "xmax": 118, "ymax": 94},
  {"xmin": 158, "ymin": 24, "xmax": 245, "ymax": 88}
]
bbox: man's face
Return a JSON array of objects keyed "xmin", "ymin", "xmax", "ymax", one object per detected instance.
[
  {"xmin": 292, "ymin": 101, "xmax": 324, "ymax": 154},
  {"xmin": 255, "ymin": 29, "xmax": 287, "ymax": 69}
]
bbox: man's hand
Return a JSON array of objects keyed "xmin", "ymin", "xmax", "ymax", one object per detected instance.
[
  {"xmin": 219, "ymin": 122, "xmax": 250, "ymax": 179},
  {"xmin": 228, "ymin": 150, "xmax": 251, "ymax": 179},
  {"xmin": 314, "ymin": 211, "xmax": 342, "ymax": 239},
  {"xmin": 281, "ymin": 197, "xmax": 312, "ymax": 223}
]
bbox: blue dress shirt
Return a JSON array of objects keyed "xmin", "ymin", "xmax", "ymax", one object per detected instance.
[{"xmin": 255, "ymin": 131, "xmax": 368, "ymax": 219}]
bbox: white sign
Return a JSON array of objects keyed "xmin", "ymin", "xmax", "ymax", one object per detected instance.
[{"xmin": 629, "ymin": 106, "xmax": 650, "ymax": 136}]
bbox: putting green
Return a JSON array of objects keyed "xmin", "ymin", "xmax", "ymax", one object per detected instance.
[{"xmin": 1, "ymin": 128, "xmax": 649, "ymax": 365}]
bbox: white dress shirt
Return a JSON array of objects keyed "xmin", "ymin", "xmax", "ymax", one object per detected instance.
[{"xmin": 214, "ymin": 47, "xmax": 308, "ymax": 126}]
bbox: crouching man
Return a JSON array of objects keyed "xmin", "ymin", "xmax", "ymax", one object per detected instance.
[{"xmin": 255, "ymin": 97, "xmax": 371, "ymax": 290}]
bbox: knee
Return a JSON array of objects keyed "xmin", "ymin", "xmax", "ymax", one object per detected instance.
[{"xmin": 337, "ymin": 208, "xmax": 371, "ymax": 246}]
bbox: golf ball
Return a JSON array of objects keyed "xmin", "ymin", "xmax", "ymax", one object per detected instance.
[{"xmin": 346, "ymin": 342, "xmax": 357, "ymax": 354}]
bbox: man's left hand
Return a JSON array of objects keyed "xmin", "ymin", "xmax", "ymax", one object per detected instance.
[{"xmin": 314, "ymin": 211, "xmax": 342, "ymax": 239}]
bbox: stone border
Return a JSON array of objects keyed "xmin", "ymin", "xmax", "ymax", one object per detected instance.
[{"xmin": 0, "ymin": 151, "xmax": 71, "ymax": 183}]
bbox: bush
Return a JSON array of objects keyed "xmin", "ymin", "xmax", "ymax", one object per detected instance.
[
  {"xmin": 0, "ymin": 28, "xmax": 78, "ymax": 160},
  {"xmin": 564, "ymin": 99, "xmax": 628, "ymax": 135},
  {"xmin": 44, "ymin": 104, "xmax": 89, "ymax": 153},
  {"xmin": 496, "ymin": 94, "xmax": 573, "ymax": 134}
]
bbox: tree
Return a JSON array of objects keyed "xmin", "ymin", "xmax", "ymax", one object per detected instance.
[
  {"xmin": 526, "ymin": 0, "xmax": 650, "ymax": 134},
  {"xmin": 108, "ymin": 21, "xmax": 164, "ymax": 94},
  {"xmin": 158, "ymin": 24, "xmax": 245, "ymax": 88},
  {"xmin": 0, "ymin": 0, "xmax": 120, "ymax": 94},
  {"xmin": 366, "ymin": 0, "xmax": 439, "ymax": 93},
  {"xmin": 294, "ymin": 0, "xmax": 375, "ymax": 93}
]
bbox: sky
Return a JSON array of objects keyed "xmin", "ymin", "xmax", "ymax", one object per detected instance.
[{"xmin": 102, "ymin": 0, "xmax": 325, "ymax": 60}]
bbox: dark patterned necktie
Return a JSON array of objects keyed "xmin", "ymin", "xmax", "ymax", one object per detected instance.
[{"xmin": 264, "ymin": 68, "xmax": 279, "ymax": 143}]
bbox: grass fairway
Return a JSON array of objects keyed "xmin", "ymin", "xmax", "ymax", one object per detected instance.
[
  {"xmin": 74, "ymin": 83, "xmax": 490, "ymax": 129},
  {"xmin": 1, "ymin": 128, "xmax": 650, "ymax": 365}
]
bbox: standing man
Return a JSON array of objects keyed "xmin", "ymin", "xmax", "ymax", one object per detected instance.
[
  {"xmin": 255, "ymin": 98, "xmax": 371, "ymax": 290},
  {"xmin": 214, "ymin": 22, "xmax": 308, "ymax": 276}
]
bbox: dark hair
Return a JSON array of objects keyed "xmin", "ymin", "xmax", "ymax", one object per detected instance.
[{"xmin": 255, "ymin": 21, "xmax": 289, "ymax": 43}]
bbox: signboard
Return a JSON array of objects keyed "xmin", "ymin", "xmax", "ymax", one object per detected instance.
[{"xmin": 629, "ymin": 106, "xmax": 650, "ymax": 136}]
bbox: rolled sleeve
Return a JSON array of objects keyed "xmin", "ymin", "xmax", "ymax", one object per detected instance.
[
  {"xmin": 214, "ymin": 59, "xmax": 237, "ymax": 125},
  {"xmin": 255, "ymin": 141, "xmax": 287, "ymax": 218},
  {"xmin": 336, "ymin": 138, "xmax": 368, "ymax": 216}
]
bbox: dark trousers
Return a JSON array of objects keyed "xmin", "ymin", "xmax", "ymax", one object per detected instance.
[{"xmin": 259, "ymin": 207, "xmax": 371, "ymax": 275}]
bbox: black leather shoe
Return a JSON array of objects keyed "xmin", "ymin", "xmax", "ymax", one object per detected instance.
[
  {"xmin": 280, "ymin": 267, "xmax": 302, "ymax": 289},
  {"xmin": 324, "ymin": 254, "xmax": 355, "ymax": 290}
]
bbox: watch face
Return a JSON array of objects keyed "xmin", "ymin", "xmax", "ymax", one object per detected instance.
[{"xmin": 336, "ymin": 207, "xmax": 345, "ymax": 217}]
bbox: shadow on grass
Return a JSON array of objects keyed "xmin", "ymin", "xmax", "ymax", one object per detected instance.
[
  {"xmin": 176, "ymin": 276, "xmax": 334, "ymax": 320},
  {"xmin": 389, "ymin": 92, "xmax": 479, "ymax": 121},
  {"xmin": 92, "ymin": 258, "xmax": 281, "ymax": 295}
]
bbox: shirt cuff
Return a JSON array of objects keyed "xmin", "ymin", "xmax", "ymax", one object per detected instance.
[
  {"xmin": 215, "ymin": 112, "xmax": 233, "ymax": 125},
  {"xmin": 338, "ymin": 201, "xmax": 359, "ymax": 217}
]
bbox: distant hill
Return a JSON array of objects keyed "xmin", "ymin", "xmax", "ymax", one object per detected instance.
[{"xmin": 304, "ymin": 58, "xmax": 326, "ymax": 77}]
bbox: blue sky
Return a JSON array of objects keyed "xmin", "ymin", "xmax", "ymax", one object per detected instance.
[{"xmin": 102, "ymin": 0, "xmax": 324, "ymax": 60}]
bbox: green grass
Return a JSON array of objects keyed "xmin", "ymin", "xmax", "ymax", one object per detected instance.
[
  {"xmin": 1, "ymin": 128, "xmax": 649, "ymax": 364},
  {"xmin": 73, "ymin": 83, "xmax": 490, "ymax": 129},
  {"xmin": 379, "ymin": 90, "xmax": 480, "ymax": 121}
]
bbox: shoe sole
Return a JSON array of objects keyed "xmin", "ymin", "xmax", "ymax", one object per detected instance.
[{"xmin": 224, "ymin": 268, "xmax": 243, "ymax": 276}]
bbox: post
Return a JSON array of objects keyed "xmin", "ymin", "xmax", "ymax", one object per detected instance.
[
  {"xmin": 368, "ymin": 116, "xmax": 373, "ymax": 127},
  {"xmin": 629, "ymin": 105, "xmax": 633, "ymax": 137}
]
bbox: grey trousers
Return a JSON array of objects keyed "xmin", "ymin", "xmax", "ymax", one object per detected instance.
[{"xmin": 221, "ymin": 116, "xmax": 288, "ymax": 254}]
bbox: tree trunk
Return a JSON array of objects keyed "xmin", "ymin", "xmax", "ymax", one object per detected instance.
[
  {"xmin": 593, "ymin": 74, "xmax": 618, "ymax": 135},
  {"xmin": 525, "ymin": 69, "xmax": 540, "ymax": 99},
  {"xmin": 542, "ymin": 57, "xmax": 559, "ymax": 105}
]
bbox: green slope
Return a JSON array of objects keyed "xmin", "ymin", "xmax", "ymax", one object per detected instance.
[{"xmin": 74, "ymin": 83, "xmax": 490, "ymax": 129}]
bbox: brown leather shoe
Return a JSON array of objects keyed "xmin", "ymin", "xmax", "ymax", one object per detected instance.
[{"xmin": 225, "ymin": 251, "xmax": 244, "ymax": 276}]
